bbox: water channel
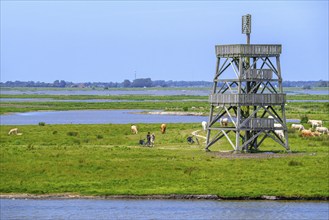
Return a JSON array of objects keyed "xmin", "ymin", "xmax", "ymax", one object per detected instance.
[
  {"xmin": 1, "ymin": 88, "xmax": 328, "ymax": 96},
  {"xmin": 0, "ymin": 98, "xmax": 327, "ymax": 103},
  {"xmin": 1, "ymin": 199, "xmax": 328, "ymax": 220},
  {"xmin": 0, "ymin": 109, "xmax": 300, "ymax": 125}
]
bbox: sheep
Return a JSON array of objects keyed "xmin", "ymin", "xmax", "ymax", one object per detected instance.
[
  {"xmin": 131, "ymin": 125, "xmax": 138, "ymax": 134},
  {"xmin": 315, "ymin": 127, "xmax": 328, "ymax": 134},
  {"xmin": 274, "ymin": 123, "xmax": 282, "ymax": 128},
  {"xmin": 291, "ymin": 124, "xmax": 305, "ymax": 131},
  {"xmin": 274, "ymin": 130, "xmax": 285, "ymax": 140},
  {"xmin": 308, "ymin": 120, "xmax": 323, "ymax": 128},
  {"xmin": 311, "ymin": 121, "xmax": 322, "ymax": 129},
  {"xmin": 301, "ymin": 129, "xmax": 314, "ymax": 137},
  {"xmin": 220, "ymin": 118, "xmax": 228, "ymax": 126},
  {"xmin": 160, "ymin": 123, "xmax": 167, "ymax": 134},
  {"xmin": 8, "ymin": 128, "xmax": 18, "ymax": 135},
  {"xmin": 201, "ymin": 121, "xmax": 207, "ymax": 131}
]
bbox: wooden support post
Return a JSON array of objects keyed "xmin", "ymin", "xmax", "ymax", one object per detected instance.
[{"xmin": 276, "ymin": 55, "xmax": 290, "ymax": 151}]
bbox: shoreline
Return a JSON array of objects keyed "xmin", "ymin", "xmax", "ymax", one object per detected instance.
[{"xmin": 1, "ymin": 194, "xmax": 327, "ymax": 201}]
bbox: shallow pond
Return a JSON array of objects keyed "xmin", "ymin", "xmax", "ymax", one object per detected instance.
[
  {"xmin": 0, "ymin": 110, "xmax": 300, "ymax": 125},
  {"xmin": 1, "ymin": 98, "xmax": 327, "ymax": 103},
  {"xmin": 0, "ymin": 98, "xmax": 204, "ymax": 103},
  {"xmin": 1, "ymin": 199, "xmax": 328, "ymax": 220},
  {"xmin": 1, "ymin": 88, "xmax": 328, "ymax": 96},
  {"xmin": 0, "ymin": 89, "xmax": 211, "ymax": 96}
]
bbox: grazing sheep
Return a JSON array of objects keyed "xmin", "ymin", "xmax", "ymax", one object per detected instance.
[
  {"xmin": 274, "ymin": 123, "xmax": 283, "ymax": 128},
  {"xmin": 201, "ymin": 121, "xmax": 207, "ymax": 131},
  {"xmin": 131, "ymin": 125, "xmax": 138, "ymax": 134},
  {"xmin": 160, "ymin": 124, "xmax": 167, "ymax": 134},
  {"xmin": 220, "ymin": 118, "xmax": 228, "ymax": 126},
  {"xmin": 301, "ymin": 129, "xmax": 314, "ymax": 137},
  {"xmin": 274, "ymin": 130, "xmax": 285, "ymax": 140},
  {"xmin": 311, "ymin": 121, "xmax": 321, "ymax": 129},
  {"xmin": 308, "ymin": 120, "xmax": 323, "ymax": 128},
  {"xmin": 8, "ymin": 128, "xmax": 18, "ymax": 135},
  {"xmin": 315, "ymin": 127, "xmax": 328, "ymax": 134},
  {"xmin": 291, "ymin": 124, "xmax": 305, "ymax": 131}
]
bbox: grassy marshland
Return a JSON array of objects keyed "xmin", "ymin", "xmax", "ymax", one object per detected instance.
[
  {"xmin": 1, "ymin": 95, "xmax": 329, "ymax": 122},
  {"xmin": 1, "ymin": 123, "xmax": 328, "ymax": 198}
]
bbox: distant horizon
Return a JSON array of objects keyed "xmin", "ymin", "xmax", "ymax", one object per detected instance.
[
  {"xmin": 1, "ymin": 1, "xmax": 328, "ymax": 82},
  {"xmin": 1, "ymin": 78, "xmax": 328, "ymax": 84}
]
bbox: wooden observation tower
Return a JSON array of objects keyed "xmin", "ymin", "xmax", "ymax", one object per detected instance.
[{"xmin": 205, "ymin": 15, "xmax": 290, "ymax": 152}]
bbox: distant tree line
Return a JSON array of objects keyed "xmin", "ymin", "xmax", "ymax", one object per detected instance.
[
  {"xmin": 0, "ymin": 79, "xmax": 328, "ymax": 88},
  {"xmin": 282, "ymin": 80, "xmax": 328, "ymax": 88}
]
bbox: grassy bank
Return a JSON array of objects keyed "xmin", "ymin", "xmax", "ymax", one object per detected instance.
[{"xmin": 1, "ymin": 123, "xmax": 328, "ymax": 198}]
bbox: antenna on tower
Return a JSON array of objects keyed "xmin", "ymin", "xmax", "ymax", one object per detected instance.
[{"xmin": 242, "ymin": 14, "xmax": 251, "ymax": 44}]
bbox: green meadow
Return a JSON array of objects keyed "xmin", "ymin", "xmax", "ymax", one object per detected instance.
[
  {"xmin": 0, "ymin": 89, "xmax": 328, "ymax": 198},
  {"xmin": 1, "ymin": 123, "xmax": 328, "ymax": 198}
]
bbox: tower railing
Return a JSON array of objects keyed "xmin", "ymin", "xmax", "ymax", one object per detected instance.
[
  {"xmin": 209, "ymin": 93, "xmax": 286, "ymax": 105},
  {"xmin": 215, "ymin": 44, "xmax": 281, "ymax": 57}
]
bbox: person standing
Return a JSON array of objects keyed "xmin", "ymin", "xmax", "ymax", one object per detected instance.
[{"xmin": 146, "ymin": 132, "xmax": 151, "ymax": 146}]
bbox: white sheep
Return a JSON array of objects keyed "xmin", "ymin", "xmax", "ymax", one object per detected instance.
[
  {"xmin": 220, "ymin": 118, "xmax": 228, "ymax": 126},
  {"xmin": 274, "ymin": 130, "xmax": 285, "ymax": 140},
  {"xmin": 131, "ymin": 125, "xmax": 138, "ymax": 134},
  {"xmin": 308, "ymin": 120, "xmax": 323, "ymax": 128},
  {"xmin": 8, "ymin": 128, "xmax": 18, "ymax": 135},
  {"xmin": 201, "ymin": 121, "xmax": 207, "ymax": 131},
  {"xmin": 274, "ymin": 123, "xmax": 282, "ymax": 128},
  {"xmin": 315, "ymin": 127, "xmax": 328, "ymax": 134},
  {"xmin": 291, "ymin": 124, "xmax": 305, "ymax": 131}
]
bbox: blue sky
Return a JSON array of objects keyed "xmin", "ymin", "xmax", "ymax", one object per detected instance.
[{"xmin": 1, "ymin": 1, "xmax": 328, "ymax": 83}]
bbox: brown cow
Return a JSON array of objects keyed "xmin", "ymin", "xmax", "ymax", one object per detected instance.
[{"xmin": 160, "ymin": 123, "xmax": 167, "ymax": 134}]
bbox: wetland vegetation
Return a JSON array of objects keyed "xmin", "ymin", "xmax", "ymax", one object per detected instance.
[
  {"xmin": 0, "ymin": 123, "xmax": 328, "ymax": 198},
  {"xmin": 1, "ymin": 92, "xmax": 329, "ymax": 121},
  {"xmin": 0, "ymin": 87, "xmax": 328, "ymax": 199}
]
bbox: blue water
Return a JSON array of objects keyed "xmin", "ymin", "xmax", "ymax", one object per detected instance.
[
  {"xmin": 0, "ymin": 110, "xmax": 300, "ymax": 125},
  {"xmin": 1, "ymin": 98, "xmax": 327, "ymax": 103},
  {"xmin": 1, "ymin": 88, "xmax": 328, "ymax": 96},
  {"xmin": 0, "ymin": 98, "xmax": 204, "ymax": 103},
  {"xmin": 0, "ymin": 89, "xmax": 211, "ymax": 96},
  {"xmin": 0, "ymin": 110, "xmax": 208, "ymax": 125},
  {"xmin": 1, "ymin": 199, "xmax": 328, "ymax": 220}
]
